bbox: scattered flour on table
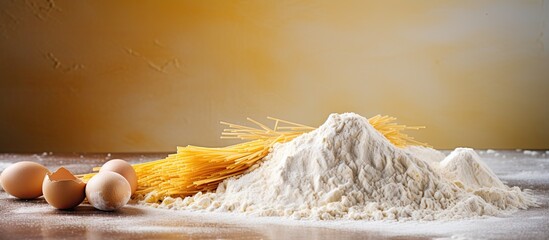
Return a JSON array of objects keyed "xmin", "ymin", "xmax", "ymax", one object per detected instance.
[
  {"xmin": 143, "ymin": 113, "xmax": 538, "ymax": 221},
  {"xmin": 486, "ymin": 149, "xmax": 497, "ymax": 154},
  {"xmin": 0, "ymin": 162, "xmax": 12, "ymax": 172},
  {"xmin": 0, "ymin": 162, "xmax": 13, "ymax": 191},
  {"xmin": 118, "ymin": 225, "xmax": 229, "ymax": 234},
  {"xmin": 11, "ymin": 205, "xmax": 51, "ymax": 214},
  {"xmin": 523, "ymin": 150, "xmax": 539, "ymax": 156}
]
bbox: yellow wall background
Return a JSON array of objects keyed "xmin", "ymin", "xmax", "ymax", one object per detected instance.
[{"xmin": 1, "ymin": 0, "xmax": 548, "ymax": 152}]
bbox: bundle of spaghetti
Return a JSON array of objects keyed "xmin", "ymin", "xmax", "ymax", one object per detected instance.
[
  {"xmin": 368, "ymin": 115, "xmax": 427, "ymax": 148},
  {"xmin": 81, "ymin": 115, "xmax": 427, "ymax": 200},
  {"xmin": 132, "ymin": 117, "xmax": 315, "ymax": 198}
]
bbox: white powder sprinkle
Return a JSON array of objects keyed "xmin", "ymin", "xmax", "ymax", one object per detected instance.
[
  {"xmin": 0, "ymin": 162, "xmax": 12, "ymax": 172},
  {"xmin": 144, "ymin": 113, "xmax": 538, "ymax": 221},
  {"xmin": 523, "ymin": 150, "xmax": 539, "ymax": 156},
  {"xmin": 11, "ymin": 205, "xmax": 52, "ymax": 214},
  {"xmin": 0, "ymin": 162, "xmax": 12, "ymax": 191}
]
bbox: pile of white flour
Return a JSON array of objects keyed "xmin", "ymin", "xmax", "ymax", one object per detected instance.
[{"xmin": 145, "ymin": 113, "xmax": 537, "ymax": 221}]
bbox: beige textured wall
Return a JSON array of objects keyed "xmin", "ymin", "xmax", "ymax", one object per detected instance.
[{"xmin": 1, "ymin": 0, "xmax": 548, "ymax": 152}]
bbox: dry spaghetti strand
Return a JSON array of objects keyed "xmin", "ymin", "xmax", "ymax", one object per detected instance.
[{"xmin": 80, "ymin": 115, "xmax": 427, "ymax": 200}]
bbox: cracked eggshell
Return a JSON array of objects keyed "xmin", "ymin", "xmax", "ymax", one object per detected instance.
[
  {"xmin": 43, "ymin": 167, "xmax": 86, "ymax": 209},
  {"xmin": 99, "ymin": 159, "xmax": 138, "ymax": 195},
  {"xmin": 85, "ymin": 171, "xmax": 131, "ymax": 211},
  {"xmin": 0, "ymin": 161, "xmax": 49, "ymax": 199}
]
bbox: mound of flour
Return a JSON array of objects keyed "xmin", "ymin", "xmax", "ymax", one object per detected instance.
[{"xmin": 147, "ymin": 113, "xmax": 537, "ymax": 221}]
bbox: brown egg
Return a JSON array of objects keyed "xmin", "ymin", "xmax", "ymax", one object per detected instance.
[
  {"xmin": 85, "ymin": 171, "xmax": 131, "ymax": 211},
  {"xmin": 0, "ymin": 161, "xmax": 49, "ymax": 199},
  {"xmin": 42, "ymin": 167, "xmax": 86, "ymax": 209},
  {"xmin": 99, "ymin": 159, "xmax": 138, "ymax": 195}
]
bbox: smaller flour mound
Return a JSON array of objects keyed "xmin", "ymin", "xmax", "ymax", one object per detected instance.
[
  {"xmin": 441, "ymin": 148, "xmax": 505, "ymax": 190},
  {"xmin": 146, "ymin": 113, "xmax": 537, "ymax": 221},
  {"xmin": 439, "ymin": 148, "xmax": 536, "ymax": 210}
]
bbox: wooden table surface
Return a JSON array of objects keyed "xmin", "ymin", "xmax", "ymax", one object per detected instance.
[{"xmin": 0, "ymin": 151, "xmax": 547, "ymax": 239}]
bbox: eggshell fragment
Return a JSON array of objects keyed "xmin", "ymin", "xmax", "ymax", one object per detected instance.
[
  {"xmin": 85, "ymin": 171, "xmax": 131, "ymax": 211},
  {"xmin": 42, "ymin": 167, "xmax": 86, "ymax": 209},
  {"xmin": 0, "ymin": 161, "xmax": 49, "ymax": 199},
  {"xmin": 99, "ymin": 159, "xmax": 138, "ymax": 195}
]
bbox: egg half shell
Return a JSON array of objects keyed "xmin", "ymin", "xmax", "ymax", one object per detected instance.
[
  {"xmin": 42, "ymin": 167, "xmax": 86, "ymax": 209},
  {"xmin": 0, "ymin": 161, "xmax": 49, "ymax": 199},
  {"xmin": 85, "ymin": 171, "xmax": 131, "ymax": 211},
  {"xmin": 99, "ymin": 159, "xmax": 138, "ymax": 195}
]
